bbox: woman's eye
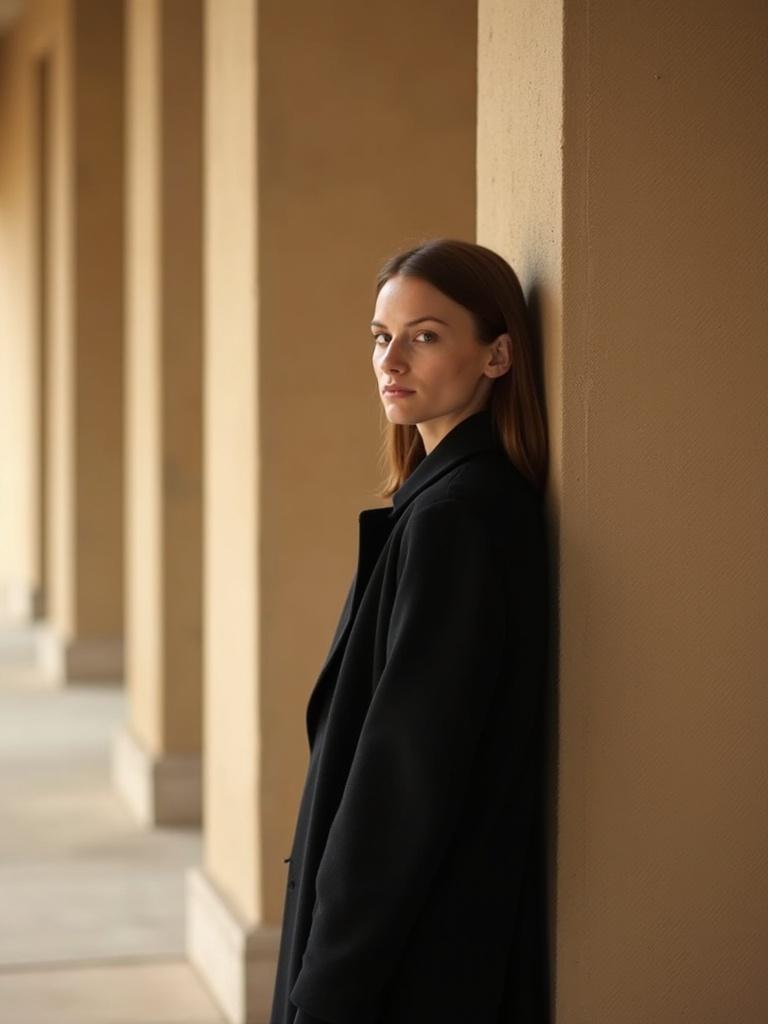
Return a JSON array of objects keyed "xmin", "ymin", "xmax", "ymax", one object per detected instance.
[{"xmin": 370, "ymin": 330, "xmax": 437, "ymax": 345}]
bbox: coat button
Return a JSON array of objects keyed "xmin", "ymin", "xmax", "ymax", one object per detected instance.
[{"xmin": 288, "ymin": 879, "xmax": 296, "ymax": 889}]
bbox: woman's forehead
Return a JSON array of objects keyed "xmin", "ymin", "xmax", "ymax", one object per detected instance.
[{"xmin": 373, "ymin": 275, "xmax": 458, "ymax": 322}]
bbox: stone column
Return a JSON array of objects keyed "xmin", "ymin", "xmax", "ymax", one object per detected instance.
[
  {"xmin": 34, "ymin": 0, "xmax": 126, "ymax": 683},
  {"xmin": 187, "ymin": 1, "xmax": 477, "ymax": 1020},
  {"xmin": 0, "ymin": 2, "xmax": 46, "ymax": 630},
  {"xmin": 111, "ymin": 0, "xmax": 204, "ymax": 826},
  {"xmin": 479, "ymin": 0, "xmax": 768, "ymax": 1020}
]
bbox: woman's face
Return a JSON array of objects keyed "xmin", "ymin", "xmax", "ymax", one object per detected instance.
[{"xmin": 370, "ymin": 273, "xmax": 510, "ymax": 453}]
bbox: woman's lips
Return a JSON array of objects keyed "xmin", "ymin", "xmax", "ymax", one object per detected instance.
[{"xmin": 383, "ymin": 388, "xmax": 415, "ymax": 397}]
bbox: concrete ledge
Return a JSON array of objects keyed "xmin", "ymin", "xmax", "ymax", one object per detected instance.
[
  {"xmin": 35, "ymin": 624, "xmax": 124, "ymax": 684},
  {"xmin": 111, "ymin": 721, "xmax": 203, "ymax": 826},
  {"xmin": 186, "ymin": 866, "xmax": 281, "ymax": 1024}
]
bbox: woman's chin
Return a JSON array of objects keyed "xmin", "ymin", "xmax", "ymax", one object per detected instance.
[{"xmin": 382, "ymin": 404, "xmax": 421, "ymax": 425}]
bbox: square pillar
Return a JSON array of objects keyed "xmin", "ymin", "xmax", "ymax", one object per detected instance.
[
  {"xmin": 112, "ymin": 0, "xmax": 204, "ymax": 826},
  {"xmin": 479, "ymin": 0, "xmax": 768, "ymax": 1019}
]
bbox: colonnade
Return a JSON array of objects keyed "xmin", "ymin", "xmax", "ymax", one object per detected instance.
[
  {"xmin": 0, "ymin": 1, "xmax": 477, "ymax": 1019},
  {"xmin": 1, "ymin": 1, "xmax": 766, "ymax": 1022}
]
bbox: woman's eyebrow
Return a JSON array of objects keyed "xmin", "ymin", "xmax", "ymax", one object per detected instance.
[{"xmin": 369, "ymin": 316, "xmax": 450, "ymax": 328}]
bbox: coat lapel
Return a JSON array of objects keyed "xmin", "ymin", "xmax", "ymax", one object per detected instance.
[
  {"xmin": 305, "ymin": 506, "xmax": 396, "ymax": 748},
  {"xmin": 304, "ymin": 409, "xmax": 503, "ymax": 748}
]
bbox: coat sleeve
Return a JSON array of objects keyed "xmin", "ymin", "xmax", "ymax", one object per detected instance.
[{"xmin": 288, "ymin": 497, "xmax": 509, "ymax": 1024}]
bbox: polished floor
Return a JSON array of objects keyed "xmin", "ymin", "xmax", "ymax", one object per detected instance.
[{"xmin": 0, "ymin": 625, "xmax": 225, "ymax": 1024}]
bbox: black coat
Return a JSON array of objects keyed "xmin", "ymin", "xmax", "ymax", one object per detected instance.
[{"xmin": 269, "ymin": 408, "xmax": 552, "ymax": 1024}]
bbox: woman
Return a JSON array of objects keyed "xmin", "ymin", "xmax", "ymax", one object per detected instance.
[{"xmin": 269, "ymin": 238, "xmax": 552, "ymax": 1024}]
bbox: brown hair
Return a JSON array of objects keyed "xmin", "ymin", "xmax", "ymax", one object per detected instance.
[{"xmin": 373, "ymin": 237, "xmax": 549, "ymax": 498}]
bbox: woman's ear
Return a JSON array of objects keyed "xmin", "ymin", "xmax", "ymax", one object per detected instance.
[{"xmin": 485, "ymin": 332, "xmax": 513, "ymax": 377}]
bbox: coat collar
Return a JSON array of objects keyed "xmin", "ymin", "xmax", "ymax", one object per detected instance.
[{"xmin": 390, "ymin": 408, "xmax": 503, "ymax": 516}]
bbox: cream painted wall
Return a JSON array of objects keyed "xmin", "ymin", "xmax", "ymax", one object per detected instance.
[{"xmin": 480, "ymin": 0, "xmax": 768, "ymax": 1020}]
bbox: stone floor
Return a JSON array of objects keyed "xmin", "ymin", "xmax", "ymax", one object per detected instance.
[{"xmin": 0, "ymin": 626, "xmax": 226, "ymax": 1024}]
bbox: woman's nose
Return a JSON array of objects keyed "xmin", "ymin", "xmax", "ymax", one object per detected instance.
[{"xmin": 379, "ymin": 337, "xmax": 407, "ymax": 370}]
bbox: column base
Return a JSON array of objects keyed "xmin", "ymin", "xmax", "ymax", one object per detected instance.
[
  {"xmin": 0, "ymin": 580, "xmax": 42, "ymax": 623},
  {"xmin": 35, "ymin": 623, "xmax": 124, "ymax": 684},
  {"xmin": 186, "ymin": 866, "xmax": 281, "ymax": 1024},
  {"xmin": 111, "ymin": 721, "xmax": 202, "ymax": 826}
]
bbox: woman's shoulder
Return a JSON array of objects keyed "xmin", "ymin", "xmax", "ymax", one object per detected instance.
[
  {"xmin": 409, "ymin": 450, "xmax": 543, "ymax": 527},
  {"xmin": 392, "ymin": 456, "xmax": 544, "ymax": 584}
]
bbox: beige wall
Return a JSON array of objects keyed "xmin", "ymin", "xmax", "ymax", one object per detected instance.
[
  {"xmin": 204, "ymin": 0, "xmax": 477, "ymax": 928},
  {"xmin": 480, "ymin": 0, "xmax": 768, "ymax": 1020},
  {"xmin": 71, "ymin": 0, "xmax": 124, "ymax": 644}
]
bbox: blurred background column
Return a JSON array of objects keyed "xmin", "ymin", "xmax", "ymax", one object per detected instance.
[
  {"xmin": 34, "ymin": 0, "xmax": 126, "ymax": 683},
  {"xmin": 111, "ymin": 0, "xmax": 203, "ymax": 826},
  {"xmin": 0, "ymin": 0, "xmax": 40, "ymax": 630},
  {"xmin": 0, "ymin": 0, "xmax": 126, "ymax": 677},
  {"xmin": 187, "ymin": 0, "xmax": 477, "ymax": 1020}
]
